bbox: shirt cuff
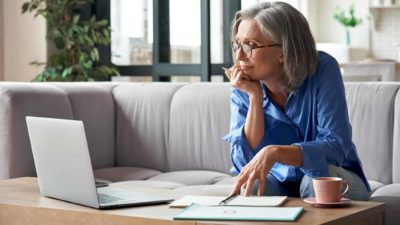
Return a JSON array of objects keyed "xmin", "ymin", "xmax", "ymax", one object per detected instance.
[
  {"xmin": 292, "ymin": 142, "xmax": 329, "ymax": 178},
  {"xmin": 223, "ymin": 126, "xmax": 266, "ymax": 153}
]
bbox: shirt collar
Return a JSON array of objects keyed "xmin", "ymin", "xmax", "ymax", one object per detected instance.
[
  {"xmin": 261, "ymin": 81, "xmax": 299, "ymax": 125},
  {"xmin": 261, "ymin": 81, "xmax": 268, "ymax": 108}
]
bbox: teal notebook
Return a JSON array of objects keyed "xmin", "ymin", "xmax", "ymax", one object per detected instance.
[{"xmin": 173, "ymin": 204, "xmax": 304, "ymax": 222}]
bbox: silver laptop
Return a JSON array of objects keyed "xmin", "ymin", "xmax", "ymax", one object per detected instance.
[{"xmin": 26, "ymin": 116, "xmax": 173, "ymax": 209}]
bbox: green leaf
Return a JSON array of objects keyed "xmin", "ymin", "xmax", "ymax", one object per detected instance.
[
  {"xmin": 24, "ymin": 0, "xmax": 114, "ymax": 82},
  {"xmin": 90, "ymin": 48, "xmax": 99, "ymax": 61},
  {"xmin": 73, "ymin": 15, "xmax": 80, "ymax": 24},
  {"xmin": 21, "ymin": 2, "xmax": 30, "ymax": 13},
  {"xmin": 61, "ymin": 67, "xmax": 73, "ymax": 78},
  {"xmin": 97, "ymin": 19, "xmax": 108, "ymax": 26},
  {"xmin": 30, "ymin": 1, "xmax": 40, "ymax": 12},
  {"xmin": 30, "ymin": 61, "xmax": 46, "ymax": 66},
  {"xmin": 333, "ymin": 4, "xmax": 362, "ymax": 28}
]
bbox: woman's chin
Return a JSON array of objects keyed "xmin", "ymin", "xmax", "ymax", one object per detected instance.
[
  {"xmin": 241, "ymin": 67, "xmax": 253, "ymax": 73},
  {"xmin": 242, "ymin": 68, "xmax": 256, "ymax": 77}
]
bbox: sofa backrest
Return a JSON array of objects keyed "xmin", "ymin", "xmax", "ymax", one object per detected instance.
[
  {"xmin": 0, "ymin": 82, "xmax": 116, "ymax": 179},
  {"xmin": 0, "ymin": 83, "xmax": 72, "ymax": 178},
  {"xmin": 344, "ymin": 82, "xmax": 400, "ymax": 184},
  {"xmin": 1, "ymin": 82, "xmax": 400, "ymax": 184},
  {"xmin": 168, "ymin": 83, "xmax": 232, "ymax": 173},
  {"xmin": 52, "ymin": 83, "xmax": 116, "ymax": 170},
  {"xmin": 113, "ymin": 83, "xmax": 184, "ymax": 172}
]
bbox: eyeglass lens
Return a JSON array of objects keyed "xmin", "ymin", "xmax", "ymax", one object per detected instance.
[{"xmin": 232, "ymin": 43, "xmax": 252, "ymax": 57}]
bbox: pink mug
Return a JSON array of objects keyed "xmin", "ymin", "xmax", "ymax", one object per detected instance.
[{"xmin": 313, "ymin": 177, "xmax": 349, "ymax": 203}]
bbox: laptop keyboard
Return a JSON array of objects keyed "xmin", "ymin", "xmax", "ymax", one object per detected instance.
[{"xmin": 98, "ymin": 193, "xmax": 124, "ymax": 204}]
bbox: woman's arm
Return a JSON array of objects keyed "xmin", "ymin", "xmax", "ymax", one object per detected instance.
[
  {"xmin": 245, "ymin": 93, "xmax": 265, "ymax": 149},
  {"xmin": 225, "ymin": 66, "xmax": 265, "ymax": 149}
]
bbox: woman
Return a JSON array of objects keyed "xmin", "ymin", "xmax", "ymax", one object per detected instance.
[{"xmin": 223, "ymin": 1, "xmax": 370, "ymax": 200}]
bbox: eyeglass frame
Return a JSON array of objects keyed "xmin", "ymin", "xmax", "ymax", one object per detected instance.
[{"xmin": 232, "ymin": 42, "xmax": 281, "ymax": 58}]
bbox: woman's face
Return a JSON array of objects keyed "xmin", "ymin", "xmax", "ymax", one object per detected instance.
[{"xmin": 234, "ymin": 19, "xmax": 283, "ymax": 82}]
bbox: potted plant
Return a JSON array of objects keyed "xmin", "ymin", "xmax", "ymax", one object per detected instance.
[
  {"xmin": 22, "ymin": 0, "xmax": 119, "ymax": 81},
  {"xmin": 333, "ymin": 4, "xmax": 363, "ymax": 45}
]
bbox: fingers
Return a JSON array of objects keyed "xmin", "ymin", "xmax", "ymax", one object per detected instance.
[
  {"xmin": 222, "ymin": 67, "xmax": 232, "ymax": 81},
  {"xmin": 231, "ymin": 169, "xmax": 266, "ymax": 197},
  {"xmin": 231, "ymin": 69, "xmax": 250, "ymax": 88},
  {"xmin": 243, "ymin": 173, "xmax": 257, "ymax": 197},
  {"xmin": 230, "ymin": 177, "xmax": 244, "ymax": 196},
  {"xmin": 258, "ymin": 176, "xmax": 266, "ymax": 196},
  {"xmin": 222, "ymin": 65, "xmax": 238, "ymax": 81},
  {"xmin": 230, "ymin": 168, "xmax": 249, "ymax": 196},
  {"xmin": 230, "ymin": 147, "xmax": 274, "ymax": 197},
  {"xmin": 231, "ymin": 67, "xmax": 240, "ymax": 82},
  {"xmin": 223, "ymin": 65, "xmax": 248, "ymax": 84}
]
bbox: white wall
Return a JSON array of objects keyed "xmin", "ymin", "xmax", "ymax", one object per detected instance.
[
  {"xmin": 312, "ymin": 0, "xmax": 369, "ymax": 47},
  {"xmin": 2, "ymin": 0, "xmax": 46, "ymax": 81},
  {"xmin": 308, "ymin": 0, "xmax": 370, "ymax": 61},
  {"xmin": 371, "ymin": 8, "xmax": 400, "ymax": 60}
]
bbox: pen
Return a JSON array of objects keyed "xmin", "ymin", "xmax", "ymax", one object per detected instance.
[{"xmin": 219, "ymin": 194, "xmax": 238, "ymax": 206}]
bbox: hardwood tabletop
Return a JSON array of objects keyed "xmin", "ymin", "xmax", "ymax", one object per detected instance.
[{"xmin": 0, "ymin": 177, "xmax": 385, "ymax": 225}]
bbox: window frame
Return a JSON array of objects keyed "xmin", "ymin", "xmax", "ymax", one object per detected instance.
[{"xmin": 94, "ymin": 0, "xmax": 240, "ymax": 81}]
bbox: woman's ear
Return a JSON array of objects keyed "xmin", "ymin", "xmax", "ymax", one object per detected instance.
[{"xmin": 278, "ymin": 51, "xmax": 284, "ymax": 63}]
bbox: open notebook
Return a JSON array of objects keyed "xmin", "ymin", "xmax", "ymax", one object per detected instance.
[{"xmin": 169, "ymin": 195, "xmax": 287, "ymax": 208}]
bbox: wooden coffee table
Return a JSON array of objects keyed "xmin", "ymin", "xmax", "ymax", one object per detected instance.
[{"xmin": 0, "ymin": 177, "xmax": 385, "ymax": 225}]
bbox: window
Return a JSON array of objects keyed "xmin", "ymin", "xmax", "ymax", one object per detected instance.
[
  {"xmin": 111, "ymin": 0, "xmax": 153, "ymax": 65},
  {"xmin": 211, "ymin": 0, "xmax": 224, "ymax": 64},
  {"xmin": 241, "ymin": 0, "xmax": 301, "ymax": 11},
  {"xmin": 170, "ymin": 0, "xmax": 201, "ymax": 64},
  {"xmin": 97, "ymin": 0, "xmax": 241, "ymax": 81}
]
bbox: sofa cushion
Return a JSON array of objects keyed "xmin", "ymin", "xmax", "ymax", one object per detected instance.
[
  {"xmin": 345, "ymin": 83, "xmax": 400, "ymax": 184},
  {"xmin": 94, "ymin": 166, "xmax": 161, "ymax": 182},
  {"xmin": 370, "ymin": 184, "xmax": 400, "ymax": 225},
  {"xmin": 53, "ymin": 83, "xmax": 116, "ymax": 169},
  {"xmin": 214, "ymin": 176, "xmax": 235, "ymax": 185},
  {"xmin": 371, "ymin": 183, "xmax": 400, "ymax": 197},
  {"xmin": 148, "ymin": 170, "xmax": 231, "ymax": 186},
  {"xmin": 0, "ymin": 83, "xmax": 73, "ymax": 179},
  {"xmin": 110, "ymin": 180, "xmax": 183, "ymax": 190},
  {"xmin": 113, "ymin": 83, "xmax": 184, "ymax": 172},
  {"xmin": 368, "ymin": 180, "xmax": 385, "ymax": 193},
  {"xmin": 168, "ymin": 83, "xmax": 232, "ymax": 173}
]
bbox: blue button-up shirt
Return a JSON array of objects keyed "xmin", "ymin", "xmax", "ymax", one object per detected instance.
[{"xmin": 223, "ymin": 51, "xmax": 370, "ymax": 191}]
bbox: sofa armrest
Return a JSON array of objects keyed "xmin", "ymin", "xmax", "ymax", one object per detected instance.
[{"xmin": 0, "ymin": 83, "xmax": 73, "ymax": 179}]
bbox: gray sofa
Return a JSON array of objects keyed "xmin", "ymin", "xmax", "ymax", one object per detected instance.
[{"xmin": 0, "ymin": 82, "xmax": 399, "ymax": 224}]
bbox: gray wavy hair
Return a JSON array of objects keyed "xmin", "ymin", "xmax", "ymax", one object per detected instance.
[{"xmin": 231, "ymin": 1, "xmax": 317, "ymax": 91}]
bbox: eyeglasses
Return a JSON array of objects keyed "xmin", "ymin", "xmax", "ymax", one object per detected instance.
[{"xmin": 232, "ymin": 42, "xmax": 281, "ymax": 58}]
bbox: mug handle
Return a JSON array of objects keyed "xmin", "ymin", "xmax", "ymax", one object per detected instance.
[{"xmin": 340, "ymin": 180, "xmax": 350, "ymax": 198}]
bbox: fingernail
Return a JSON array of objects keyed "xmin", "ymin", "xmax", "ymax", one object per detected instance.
[{"xmin": 222, "ymin": 67, "xmax": 229, "ymax": 71}]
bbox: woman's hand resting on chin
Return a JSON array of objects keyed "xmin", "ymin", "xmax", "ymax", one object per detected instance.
[{"xmin": 224, "ymin": 65, "xmax": 262, "ymax": 99}]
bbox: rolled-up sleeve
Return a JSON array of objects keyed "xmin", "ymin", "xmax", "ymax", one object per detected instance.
[
  {"xmin": 223, "ymin": 88, "xmax": 266, "ymax": 174},
  {"xmin": 293, "ymin": 57, "xmax": 353, "ymax": 177}
]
